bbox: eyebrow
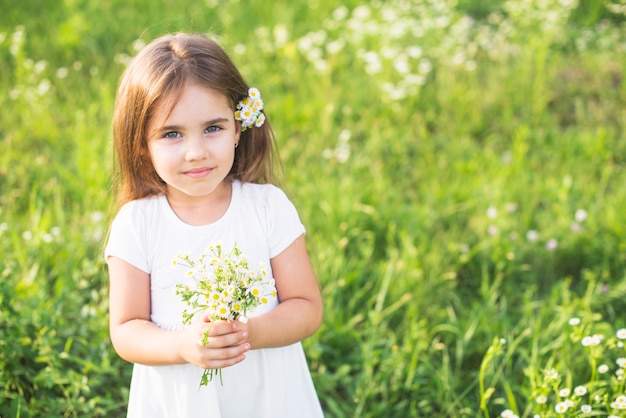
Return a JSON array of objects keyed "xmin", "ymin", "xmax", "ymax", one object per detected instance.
[{"xmin": 158, "ymin": 117, "xmax": 231, "ymax": 132}]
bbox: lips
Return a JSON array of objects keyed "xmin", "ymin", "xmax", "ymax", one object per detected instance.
[{"xmin": 184, "ymin": 167, "xmax": 213, "ymax": 178}]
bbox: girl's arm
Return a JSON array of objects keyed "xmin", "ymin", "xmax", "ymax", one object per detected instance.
[
  {"xmin": 107, "ymin": 257, "xmax": 250, "ymax": 368},
  {"xmin": 243, "ymin": 235, "xmax": 323, "ymax": 349}
]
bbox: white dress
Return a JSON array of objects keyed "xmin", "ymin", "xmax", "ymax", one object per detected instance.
[{"xmin": 105, "ymin": 181, "xmax": 324, "ymax": 418}]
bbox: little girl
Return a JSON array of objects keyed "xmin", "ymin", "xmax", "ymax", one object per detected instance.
[{"xmin": 105, "ymin": 33, "xmax": 324, "ymax": 417}]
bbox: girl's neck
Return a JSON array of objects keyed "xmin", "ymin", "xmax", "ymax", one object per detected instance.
[{"xmin": 165, "ymin": 181, "xmax": 233, "ymax": 226}]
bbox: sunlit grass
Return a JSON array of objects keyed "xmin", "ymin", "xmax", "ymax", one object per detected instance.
[{"xmin": 2, "ymin": 0, "xmax": 626, "ymax": 416}]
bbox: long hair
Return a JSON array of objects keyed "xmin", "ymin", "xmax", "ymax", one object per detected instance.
[{"xmin": 112, "ymin": 33, "xmax": 280, "ymax": 208}]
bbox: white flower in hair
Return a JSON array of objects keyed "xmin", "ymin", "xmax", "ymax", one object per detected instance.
[
  {"xmin": 255, "ymin": 113, "xmax": 266, "ymax": 127},
  {"xmin": 248, "ymin": 87, "xmax": 261, "ymax": 100},
  {"xmin": 235, "ymin": 87, "xmax": 265, "ymax": 132}
]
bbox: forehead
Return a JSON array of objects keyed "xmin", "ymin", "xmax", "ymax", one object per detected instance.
[{"xmin": 148, "ymin": 83, "xmax": 232, "ymax": 128}]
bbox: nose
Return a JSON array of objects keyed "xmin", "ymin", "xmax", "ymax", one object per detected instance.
[{"xmin": 185, "ymin": 135, "xmax": 208, "ymax": 161}]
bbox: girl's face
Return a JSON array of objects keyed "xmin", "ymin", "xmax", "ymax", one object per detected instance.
[{"xmin": 146, "ymin": 83, "xmax": 240, "ymax": 205}]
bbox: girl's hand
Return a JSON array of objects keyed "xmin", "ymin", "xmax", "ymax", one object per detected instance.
[{"xmin": 179, "ymin": 313, "xmax": 250, "ymax": 370}]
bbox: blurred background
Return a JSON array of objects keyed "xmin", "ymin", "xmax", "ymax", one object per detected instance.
[{"xmin": 2, "ymin": 0, "xmax": 626, "ymax": 416}]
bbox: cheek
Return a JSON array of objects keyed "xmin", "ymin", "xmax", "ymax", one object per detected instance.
[
  {"xmin": 217, "ymin": 140, "xmax": 237, "ymax": 160},
  {"xmin": 148, "ymin": 146, "xmax": 177, "ymax": 173},
  {"xmin": 226, "ymin": 144, "xmax": 237, "ymax": 166}
]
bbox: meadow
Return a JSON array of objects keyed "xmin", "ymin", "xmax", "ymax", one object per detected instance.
[{"xmin": 2, "ymin": 0, "xmax": 626, "ymax": 416}]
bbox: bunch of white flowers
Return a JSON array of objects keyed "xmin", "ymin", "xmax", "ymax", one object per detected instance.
[
  {"xmin": 175, "ymin": 244, "xmax": 276, "ymax": 386},
  {"xmin": 234, "ymin": 87, "xmax": 265, "ymax": 132}
]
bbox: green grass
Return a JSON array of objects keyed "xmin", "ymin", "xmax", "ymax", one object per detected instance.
[{"xmin": 2, "ymin": 0, "xmax": 626, "ymax": 416}]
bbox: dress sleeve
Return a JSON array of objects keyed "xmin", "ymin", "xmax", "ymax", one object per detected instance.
[
  {"xmin": 104, "ymin": 202, "xmax": 150, "ymax": 273},
  {"xmin": 265, "ymin": 186, "xmax": 306, "ymax": 258}
]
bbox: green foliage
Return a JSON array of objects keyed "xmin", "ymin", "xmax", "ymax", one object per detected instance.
[{"xmin": 1, "ymin": 0, "xmax": 626, "ymax": 416}]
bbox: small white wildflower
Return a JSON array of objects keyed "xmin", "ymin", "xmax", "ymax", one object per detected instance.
[
  {"xmin": 613, "ymin": 395, "xmax": 626, "ymax": 409},
  {"xmin": 574, "ymin": 385, "xmax": 587, "ymax": 396},
  {"xmin": 598, "ymin": 364, "xmax": 609, "ymax": 373},
  {"xmin": 545, "ymin": 368, "xmax": 559, "ymax": 380},
  {"xmin": 536, "ymin": 395, "xmax": 547, "ymax": 404},
  {"xmin": 546, "ymin": 238, "xmax": 558, "ymax": 251},
  {"xmin": 568, "ymin": 317, "xmax": 581, "ymax": 326},
  {"xmin": 580, "ymin": 404, "xmax": 591, "ymax": 413},
  {"xmin": 255, "ymin": 112, "xmax": 266, "ymax": 128},
  {"xmin": 487, "ymin": 225, "xmax": 499, "ymax": 236},
  {"xmin": 91, "ymin": 211, "xmax": 104, "ymax": 223},
  {"xmin": 570, "ymin": 222, "xmax": 582, "ymax": 232},
  {"xmin": 465, "ymin": 60, "xmax": 477, "ymax": 71},
  {"xmin": 407, "ymin": 45, "xmax": 422, "ymax": 58},
  {"xmin": 273, "ymin": 24, "xmax": 289, "ymax": 47},
  {"xmin": 575, "ymin": 209, "xmax": 588, "ymax": 222},
  {"xmin": 332, "ymin": 5, "xmax": 348, "ymax": 20},
  {"xmin": 559, "ymin": 388, "xmax": 571, "ymax": 397},
  {"xmin": 581, "ymin": 336, "xmax": 594, "ymax": 346},
  {"xmin": 37, "ymin": 79, "xmax": 51, "ymax": 95},
  {"xmin": 418, "ymin": 59, "xmax": 432, "ymax": 74},
  {"xmin": 487, "ymin": 206, "xmax": 498, "ymax": 219},
  {"xmin": 55, "ymin": 67, "xmax": 69, "ymax": 79},
  {"xmin": 9, "ymin": 88, "xmax": 20, "ymax": 100},
  {"xmin": 581, "ymin": 335, "xmax": 602, "ymax": 347},
  {"xmin": 501, "ymin": 150, "xmax": 512, "ymax": 164},
  {"xmin": 617, "ymin": 358, "xmax": 626, "ymax": 368},
  {"xmin": 526, "ymin": 230, "xmax": 539, "ymax": 242},
  {"xmin": 326, "ymin": 39, "xmax": 344, "ymax": 54},
  {"xmin": 555, "ymin": 401, "xmax": 569, "ymax": 413},
  {"xmin": 34, "ymin": 60, "xmax": 47, "ymax": 74},
  {"xmin": 233, "ymin": 43, "xmax": 246, "ymax": 55},
  {"xmin": 617, "ymin": 329, "xmax": 626, "ymax": 339},
  {"xmin": 505, "ymin": 202, "xmax": 518, "ymax": 212},
  {"xmin": 132, "ymin": 38, "xmax": 146, "ymax": 52},
  {"xmin": 352, "ymin": 4, "xmax": 371, "ymax": 20},
  {"xmin": 500, "ymin": 409, "xmax": 515, "ymax": 418}
]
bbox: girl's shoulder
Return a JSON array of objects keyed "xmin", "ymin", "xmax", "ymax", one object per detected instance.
[
  {"xmin": 237, "ymin": 181, "xmax": 292, "ymax": 209},
  {"xmin": 113, "ymin": 194, "xmax": 166, "ymax": 222}
]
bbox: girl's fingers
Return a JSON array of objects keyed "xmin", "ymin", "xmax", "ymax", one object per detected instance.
[
  {"xmin": 200, "ymin": 329, "xmax": 248, "ymax": 348},
  {"xmin": 203, "ymin": 320, "xmax": 242, "ymax": 337},
  {"xmin": 199, "ymin": 343, "xmax": 250, "ymax": 369}
]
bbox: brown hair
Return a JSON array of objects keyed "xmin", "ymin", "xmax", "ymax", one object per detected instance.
[{"xmin": 112, "ymin": 33, "xmax": 280, "ymax": 208}]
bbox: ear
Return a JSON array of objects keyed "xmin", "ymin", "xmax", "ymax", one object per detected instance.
[{"xmin": 234, "ymin": 121, "xmax": 241, "ymax": 147}]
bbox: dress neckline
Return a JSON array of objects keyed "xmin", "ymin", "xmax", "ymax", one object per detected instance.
[{"xmin": 159, "ymin": 180, "xmax": 240, "ymax": 228}]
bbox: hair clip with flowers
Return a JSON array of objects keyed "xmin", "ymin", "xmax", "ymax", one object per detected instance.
[{"xmin": 235, "ymin": 87, "xmax": 266, "ymax": 132}]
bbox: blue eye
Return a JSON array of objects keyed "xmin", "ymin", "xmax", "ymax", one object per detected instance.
[
  {"xmin": 205, "ymin": 126, "xmax": 221, "ymax": 134},
  {"xmin": 163, "ymin": 131, "xmax": 181, "ymax": 139}
]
